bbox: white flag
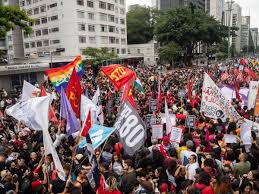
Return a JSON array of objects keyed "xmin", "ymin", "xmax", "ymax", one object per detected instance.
[
  {"xmin": 22, "ymin": 80, "xmax": 40, "ymax": 101},
  {"xmin": 200, "ymin": 73, "xmax": 242, "ymax": 121},
  {"xmin": 92, "ymin": 87, "xmax": 100, "ymax": 105},
  {"xmin": 6, "ymin": 96, "xmax": 50, "ymax": 131},
  {"xmin": 165, "ymin": 99, "xmax": 173, "ymax": 134},
  {"xmin": 43, "ymin": 128, "xmax": 65, "ymax": 181},
  {"xmin": 80, "ymin": 95, "xmax": 98, "ymax": 121}
]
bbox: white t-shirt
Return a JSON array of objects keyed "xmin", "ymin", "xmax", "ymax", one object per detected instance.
[
  {"xmin": 186, "ymin": 162, "xmax": 199, "ymax": 180},
  {"xmin": 180, "ymin": 150, "xmax": 197, "ymax": 166}
]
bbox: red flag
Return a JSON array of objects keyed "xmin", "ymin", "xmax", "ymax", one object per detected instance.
[
  {"xmin": 233, "ymin": 68, "xmax": 239, "ymax": 76},
  {"xmin": 81, "ymin": 110, "xmax": 92, "ymax": 137},
  {"xmin": 234, "ymin": 80, "xmax": 242, "ymax": 102},
  {"xmin": 122, "ymin": 81, "xmax": 137, "ymax": 109},
  {"xmin": 101, "ymin": 64, "xmax": 136, "ymax": 91},
  {"xmin": 66, "ymin": 68, "xmax": 82, "ymax": 118},
  {"xmin": 249, "ymin": 69, "xmax": 257, "ymax": 80},
  {"xmin": 187, "ymin": 79, "xmax": 194, "ymax": 107},
  {"xmin": 40, "ymin": 85, "xmax": 58, "ymax": 125}
]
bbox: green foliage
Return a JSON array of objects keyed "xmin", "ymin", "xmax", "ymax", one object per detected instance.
[
  {"xmin": 159, "ymin": 42, "xmax": 181, "ymax": 64},
  {"xmin": 127, "ymin": 6, "xmax": 160, "ymax": 44},
  {"xmin": 155, "ymin": 6, "xmax": 230, "ymax": 65},
  {"xmin": 82, "ymin": 47, "xmax": 118, "ymax": 65},
  {"xmin": 0, "ymin": 5, "xmax": 32, "ymax": 38}
]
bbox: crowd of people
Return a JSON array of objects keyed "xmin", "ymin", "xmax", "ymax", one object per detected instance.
[{"xmin": 0, "ymin": 59, "xmax": 258, "ymax": 194}]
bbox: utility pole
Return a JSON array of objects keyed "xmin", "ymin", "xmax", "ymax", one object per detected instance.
[{"xmin": 227, "ymin": 0, "xmax": 234, "ymax": 60}]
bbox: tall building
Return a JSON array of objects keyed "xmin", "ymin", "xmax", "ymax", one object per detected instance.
[
  {"xmin": 250, "ymin": 28, "xmax": 258, "ymax": 50},
  {"xmin": 128, "ymin": 4, "xmax": 141, "ymax": 11},
  {"xmin": 224, "ymin": 2, "xmax": 242, "ymax": 53},
  {"xmin": 240, "ymin": 16, "xmax": 251, "ymax": 52},
  {"xmin": 152, "ymin": 0, "xmax": 206, "ymax": 11},
  {"xmin": 17, "ymin": 0, "xmax": 127, "ymax": 59},
  {"xmin": 209, "ymin": 0, "xmax": 224, "ymax": 22}
]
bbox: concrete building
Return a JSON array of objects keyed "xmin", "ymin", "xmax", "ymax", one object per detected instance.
[
  {"xmin": 250, "ymin": 28, "xmax": 258, "ymax": 50},
  {"xmin": 18, "ymin": 0, "xmax": 127, "ymax": 58},
  {"xmin": 127, "ymin": 40, "xmax": 159, "ymax": 65},
  {"xmin": 152, "ymin": 0, "xmax": 206, "ymax": 11},
  {"xmin": 209, "ymin": 0, "xmax": 224, "ymax": 22},
  {"xmin": 128, "ymin": 4, "xmax": 141, "ymax": 11},
  {"xmin": 224, "ymin": 2, "xmax": 242, "ymax": 53},
  {"xmin": 240, "ymin": 16, "xmax": 250, "ymax": 52}
]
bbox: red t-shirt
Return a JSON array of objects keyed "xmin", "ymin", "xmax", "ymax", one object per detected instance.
[{"xmin": 194, "ymin": 183, "xmax": 214, "ymax": 194}]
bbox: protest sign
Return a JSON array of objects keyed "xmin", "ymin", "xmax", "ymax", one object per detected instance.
[
  {"xmin": 248, "ymin": 81, "xmax": 259, "ymax": 110},
  {"xmin": 150, "ymin": 99, "xmax": 157, "ymax": 111},
  {"xmin": 185, "ymin": 115, "xmax": 196, "ymax": 128},
  {"xmin": 240, "ymin": 121, "xmax": 252, "ymax": 145},
  {"xmin": 170, "ymin": 127, "xmax": 182, "ymax": 143},
  {"xmin": 152, "ymin": 125, "xmax": 163, "ymax": 139},
  {"xmin": 114, "ymin": 101, "xmax": 146, "ymax": 156},
  {"xmin": 223, "ymin": 134, "xmax": 237, "ymax": 144},
  {"xmin": 201, "ymin": 73, "xmax": 242, "ymax": 121}
]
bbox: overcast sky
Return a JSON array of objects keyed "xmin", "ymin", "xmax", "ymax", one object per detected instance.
[{"xmin": 126, "ymin": 0, "xmax": 259, "ymax": 28}]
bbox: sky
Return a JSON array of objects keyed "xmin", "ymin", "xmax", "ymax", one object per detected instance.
[{"xmin": 126, "ymin": 0, "xmax": 259, "ymax": 28}]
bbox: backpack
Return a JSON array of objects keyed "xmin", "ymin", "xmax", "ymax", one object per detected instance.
[
  {"xmin": 183, "ymin": 156, "xmax": 189, "ymax": 166},
  {"xmin": 192, "ymin": 183, "xmax": 207, "ymax": 194}
]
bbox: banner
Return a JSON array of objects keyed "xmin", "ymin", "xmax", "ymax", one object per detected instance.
[
  {"xmin": 185, "ymin": 115, "xmax": 196, "ymax": 128},
  {"xmin": 223, "ymin": 134, "xmax": 237, "ymax": 144},
  {"xmin": 220, "ymin": 86, "xmax": 249, "ymax": 107},
  {"xmin": 240, "ymin": 122, "xmax": 252, "ymax": 145},
  {"xmin": 170, "ymin": 127, "xmax": 182, "ymax": 143},
  {"xmin": 248, "ymin": 81, "xmax": 259, "ymax": 110},
  {"xmin": 150, "ymin": 99, "xmax": 157, "ymax": 112},
  {"xmin": 79, "ymin": 124, "xmax": 116, "ymax": 150},
  {"xmin": 152, "ymin": 125, "xmax": 163, "ymax": 139},
  {"xmin": 114, "ymin": 101, "xmax": 146, "ymax": 156},
  {"xmin": 201, "ymin": 73, "xmax": 242, "ymax": 121},
  {"xmin": 101, "ymin": 64, "xmax": 136, "ymax": 91}
]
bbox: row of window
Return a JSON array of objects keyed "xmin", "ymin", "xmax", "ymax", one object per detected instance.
[
  {"xmin": 78, "ymin": 23, "xmax": 125, "ymax": 34},
  {"xmin": 24, "ymin": 39, "xmax": 60, "ymax": 49},
  {"xmin": 24, "ymin": 27, "xmax": 59, "ymax": 38},
  {"xmin": 77, "ymin": 11, "xmax": 125, "ymax": 24},
  {"xmin": 77, "ymin": 0, "xmax": 125, "ymax": 7},
  {"xmin": 29, "ymin": 15, "xmax": 58, "ymax": 27},
  {"xmin": 25, "ymin": 3, "xmax": 57, "ymax": 15},
  {"xmin": 78, "ymin": 36, "xmax": 126, "ymax": 45},
  {"xmin": 80, "ymin": 47, "xmax": 126, "ymax": 55}
]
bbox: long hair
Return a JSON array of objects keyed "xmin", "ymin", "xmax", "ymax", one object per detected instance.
[{"xmin": 214, "ymin": 176, "xmax": 233, "ymax": 194}]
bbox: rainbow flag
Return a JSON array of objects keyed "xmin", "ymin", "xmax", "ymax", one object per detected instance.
[{"xmin": 45, "ymin": 55, "xmax": 84, "ymax": 91}]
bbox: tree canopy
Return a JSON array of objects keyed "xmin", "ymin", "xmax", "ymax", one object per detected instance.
[
  {"xmin": 154, "ymin": 6, "xmax": 231, "ymax": 65},
  {"xmin": 0, "ymin": 5, "xmax": 32, "ymax": 38},
  {"xmin": 127, "ymin": 6, "xmax": 159, "ymax": 44}
]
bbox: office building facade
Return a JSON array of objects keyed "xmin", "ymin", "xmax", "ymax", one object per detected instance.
[{"xmin": 152, "ymin": 0, "xmax": 206, "ymax": 11}]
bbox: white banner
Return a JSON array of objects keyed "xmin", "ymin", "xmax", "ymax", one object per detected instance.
[
  {"xmin": 200, "ymin": 73, "xmax": 242, "ymax": 121},
  {"xmin": 248, "ymin": 81, "xmax": 259, "ymax": 110},
  {"xmin": 170, "ymin": 127, "xmax": 182, "ymax": 143},
  {"xmin": 240, "ymin": 121, "xmax": 252, "ymax": 145},
  {"xmin": 220, "ymin": 86, "xmax": 249, "ymax": 107}
]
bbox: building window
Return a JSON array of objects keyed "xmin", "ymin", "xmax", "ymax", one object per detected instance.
[
  {"xmin": 8, "ymin": 45, "xmax": 13, "ymax": 50},
  {"xmin": 43, "ymin": 40, "xmax": 49, "ymax": 46},
  {"xmin": 107, "ymin": 3, "xmax": 114, "ymax": 11},
  {"xmin": 50, "ymin": 15, "xmax": 58, "ymax": 21},
  {"xmin": 41, "ymin": 17, "xmax": 47, "ymax": 24},
  {"xmin": 120, "ymin": 8, "xmax": 125, "ymax": 14},
  {"xmin": 109, "ymin": 37, "xmax": 115, "ymax": 44},
  {"xmin": 88, "ymin": 12, "xmax": 94, "ymax": 20},
  {"xmin": 108, "ymin": 15, "xmax": 115, "ymax": 22},
  {"xmin": 35, "ymin": 19, "xmax": 41, "ymax": 25},
  {"xmin": 33, "ymin": 7, "xmax": 39, "ymax": 15},
  {"xmin": 108, "ymin": 26, "xmax": 115, "ymax": 33},
  {"xmin": 36, "ymin": 41, "xmax": 42, "ymax": 47},
  {"xmin": 29, "ymin": 21, "xmax": 34, "ymax": 26},
  {"xmin": 137, "ymin": 49, "xmax": 140, "ymax": 54},
  {"xmin": 116, "ymin": 38, "xmax": 119, "ymax": 44},
  {"xmin": 117, "ymin": 49, "xmax": 120, "ymax": 54},
  {"xmin": 42, "ymin": 28, "xmax": 48, "ymax": 35},
  {"xmin": 115, "ymin": 18, "xmax": 118, "ymax": 24},
  {"xmin": 40, "ymin": 6, "xmax": 46, "ymax": 12},
  {"xmin": 100, "ymin": 36, "xmax": 108, "ymax": 44},
  {"xmin": 48, "ymin": 3, "xmax": 57, "ymax": 9},
  {"xmin": 89, "ymin": 36, "xmax": 96, "ymax": 44},
  {"xmin": 87, "ymin": 0, "xmax": 94, "ymax": 8},
  {"xmin": 100, "ymin": 25, "xmax": 107, "ymax": 32},
  {"xmin": 120, "ymin": 19, "xmax": 125, "ymax": 24},
  {"xmin": 26, "ymin": 0, "xmax": 31, "ymax": 5},
  {"xmin": 79, "ymin": 36, "xmax": 86, "ymax": 43},
  {"xmin": 8, "ymin": 35, "xmax": 12, "ymax": 41},
  {"xmin": 121, "ymin": 38, "xmax": 126, "ymax": 45},
  {"xmin": 23, "ymin": 32, "xmax": 29, "ymax": 38},
  {"xmin": 50, "ymin": 27, "xmax": 59, "ymax": 33},
  {"xmin": 30, "ymin": 42, "xmax": 35, "ymax": 48},
  {"xmin": 21, "ymin": 1, "xmax": 25, "ymax": 6},
  {"xmin": 51, "ymin": 40, "xmax": 60, "ymax": 44},
  {"xmin": 78, "ymin": 24, "xmax": 86, "ymax": 31},
  {"xmin": 77, "ymin": 11, "xmax": 85, "ymax": 18},
  {"xmin": 88, "ymin": 25, "xmax": 95, "ymax": 32},
  {"xmin": 121, "ymin": 48, "xmax": 126, "ymax": 54},
  {"xmin": 99, "ymin": 1, "xmax": 106, "ymax": 9},
  {"xmin": 33, "ymin": 0, "xmax": 38, "ymax": 3},
  {"xmin": 25, "ymin": 43, "xmax": 30, "ymax": 48},
  {"xmin": 119, "ymin": 0, "xmax": 124, "ymax": 5},
  {"xmin": 99, "ymin": 13, "xmax": 107, "ymax": 21},
  {"xmin": 77, "ymin": 0, "xmax": 84, "ymax": 6},
  {"xmin": 35, "ymin": 30, "xmax": 41, "ymax": 36},
  {"xmin": 121, "ymin": 28, "xmax": 125, "ymax": 34}
]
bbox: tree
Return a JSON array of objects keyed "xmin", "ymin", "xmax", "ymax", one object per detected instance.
[
  {"xmin": 127, "ymin": 6, "xmax": 160, "ymax": 44},
  {"xmin": 82, "ymin": 47, "xmax": 118, "ymax": 66},
  {"xmin": 159, "ymin": 42, "xmax": 181, "ymax": 65},
  {"xmin": 0, "ymin": 5, "xmax": 32, "ymax": 38},
  {"xmin": 155, "ymin": 6, "xmax": 230, "ymax": 65}
]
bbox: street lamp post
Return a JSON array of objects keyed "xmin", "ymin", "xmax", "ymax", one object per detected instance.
[{"xmin": 227, "ymin": 0, "xmax": 234, "ymax": 60}]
